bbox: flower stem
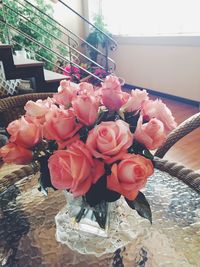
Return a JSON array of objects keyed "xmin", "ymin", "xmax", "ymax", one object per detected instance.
[{"xmin": 75, "ymin": 206, "xmax": 86, "ymax": 223}]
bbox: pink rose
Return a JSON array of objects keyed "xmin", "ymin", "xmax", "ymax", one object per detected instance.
[
  {"xmin": 101, "ymin": 75, "xmax": 129, "ymax": 111},
  {"xmin": 107, "ymin": 154, "xmax": 154, "ymax": 200},
  {"xmin": 121, "ymin": 89, "xmax": 149, "ymax": 112},
  {"xmin": 86, "ymin": 120, "xmax": 133, "ymax": 164},
  {"xmin": 7, "ymin": 116, "xmax": 41, "ymax": 148},
  {"xmin": 78, "ymin": 82, "xmax": 95, "ymax": 96},
  {"xmin": 25, "ymin": 98, "xmax": 56, "ymax": 124},
  {"xmin": 58, "ymin": 80, "xmax": 78, "ymax": 93},
  {"xmin": 57, "ymin": 134, "xmax": 80, "ymax": 149},
  {"xmin": 77, "ymin": 82, "xmax": 102, "ymax": 104},
  {"xmin": 0, "ymin": 143, "xmax": 33, "ymax": 164},
  {"xmin": 43, "ymin": 108, "xmax": 82, "ymax": 141},
  {"xmin": 134, "ymin": 117, "xmax": 166, "ymax": 150},
  {"xmin": 25, "ymin": 98, "xmax": 55, "ymax": 117},
  {"xmin": 102, "ymin": 75, "xmax": 121, "ymax": 91},
  {"xmin": 72, "ymin": 95, "xmax": 99, "ymax": 126},
  {"xmin": 48, "ymin": 141, "xmax": 104, "ymax": 197},
  {"xmin": 53, "ymin": 80, "xmax": 77, "ymax": 107},
  {"xmin": 141, "ymin": 99, "xmax": 177, "ymax": 134}
]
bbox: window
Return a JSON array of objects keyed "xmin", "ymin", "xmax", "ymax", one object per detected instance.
[{"xmin": 88, "ymin": 0, "xmax": 200, "ymax": 37}]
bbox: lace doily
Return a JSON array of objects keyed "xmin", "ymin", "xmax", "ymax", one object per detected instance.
[{"xmin": 55, "ymin": 198, "xmax": 150, "ymax": 257}]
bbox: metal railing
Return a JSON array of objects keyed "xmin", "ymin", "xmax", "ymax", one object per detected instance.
[{"xmin": 0, "ymin": 0, "xmax": 117, "ymax": 83}]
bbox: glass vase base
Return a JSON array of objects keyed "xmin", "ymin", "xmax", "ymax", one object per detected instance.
[
  {"xmin": 68, "ymin": 215, "xmax": 108, "ymax": 238},
  {"xmin": 55, "ymin": 198, "xmax": 149, "ymax": 257}
]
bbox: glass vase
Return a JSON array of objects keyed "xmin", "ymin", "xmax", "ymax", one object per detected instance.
[
  {"xmin": 55, "ymin": 191, "xmax": 148, "ymax": 256},
  {"xmin": 64, "ymin": 191, "xmax": 110, "ymax": 237}
]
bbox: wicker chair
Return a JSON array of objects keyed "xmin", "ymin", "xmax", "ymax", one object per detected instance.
[
  {"xmin": 154, "ymin": 112, "xmax": 200, "ymax": 192},
  {"xmin": 0, "ymin": 93, "xmax": 53, "ymax": 193}
]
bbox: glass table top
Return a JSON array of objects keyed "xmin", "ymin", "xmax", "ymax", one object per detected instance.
[{"xmin": 0, "ymin": 169, "xmax": 199, "ymax": 267}]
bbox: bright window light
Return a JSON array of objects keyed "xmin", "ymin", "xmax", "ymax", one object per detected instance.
[{"xmin": 88, "ymin": 0, "xmax": 200, "ymax": 36}]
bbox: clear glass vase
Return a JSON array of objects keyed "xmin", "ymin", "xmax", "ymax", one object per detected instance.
[
  {"xmin": 64, "ymin": 191, "xmax": 110, "ymax": 237},
  {"xmin": 55, "ymin": 191, "xmax": 148, "ymax": 256}
]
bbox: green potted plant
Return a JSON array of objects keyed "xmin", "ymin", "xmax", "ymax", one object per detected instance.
[{"xmin": 83, "ymin": 14, "xmax": 112, "ymax": 64}]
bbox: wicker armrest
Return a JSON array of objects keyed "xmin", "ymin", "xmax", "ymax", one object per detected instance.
[
  {"xmin": 0, "ymin": 92, "xmax": 53, "ymax": 127},
  {"xmin": 155, "ymin": 112, "xmax": 200, "ymax": 158},
  {"xmin": 154, "ymin": 157, "xmax": 200, "ymax": 193}
]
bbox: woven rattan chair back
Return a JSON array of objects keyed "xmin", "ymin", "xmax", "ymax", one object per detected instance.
[
  {"xmin": 0, "ymin": 93, "xmax": 53, "ymax": 128},
  {"xmin": 155, "ymin": 112, "xmax": 200, "ymax": 158},
  {"xmin": 154, "ymin": 112, "xmax": 200, "ymax": 192}
]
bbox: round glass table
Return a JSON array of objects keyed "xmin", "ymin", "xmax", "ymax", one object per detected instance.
[{"xmin": 0, "ymin": 169, "xmax": 199, "ymax": 267}]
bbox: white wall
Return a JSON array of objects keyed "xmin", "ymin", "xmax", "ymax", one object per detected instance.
[
  {"xmin": 112, "ymin": 37, "xmax": 200, "ymax": 102},
  {"xmin": 51, "ymin": 0, "xmax": 85, "ymax": 38},
  {"xmin": 50, "ymin": 1, "xmax": 200, "ymax": 102}
]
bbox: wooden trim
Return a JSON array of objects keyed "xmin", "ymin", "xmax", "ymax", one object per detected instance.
[{"xmin": 0, "ymin": 44, "xmax": 13, "ymax": 49}]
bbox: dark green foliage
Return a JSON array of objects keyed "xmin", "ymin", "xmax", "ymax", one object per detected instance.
[
  {"xmin": 78, "ymin": 126, "xmax": 89, "ymax": 143},
  {"xmin": 125, "ymin": 192, "xmax": 152, "ymax": 223},
  {"xmin": 85, "ymin": 174, "xmax": 107, "ymax": 206},
  {"xmin": 124, "ymin": 111, "xmax": 140, "ymax": 133},
  {"xmin": 128, "ymin": 140, "xmax": 154, "ymax": 162},
  {"xmin": 83, "ymin": 15, "xmax": 112, "ymax": 63},
  {"xmin": 38, "ymin": 155, "xmax": 56, "ymax": 195},
  {"xmin": 85, "ymin": 174, "xmax": 121, "ymax": 207},
  {"xmin": 142, "ymin": 149, "xmax": 154, "ymax": 161}
]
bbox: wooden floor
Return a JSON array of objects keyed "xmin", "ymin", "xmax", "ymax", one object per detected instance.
[{"xmin": 149, "ymin": 95, "xmax": 200, "ymax": 172}]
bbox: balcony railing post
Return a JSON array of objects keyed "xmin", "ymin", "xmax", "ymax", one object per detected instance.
[
  {"xmin": 105, "ymin": 37, "xmax": 109, "ymax": 75},
  {"xmin": 68, "ymin": 36, "xmax": 73, "ymax": 78}
]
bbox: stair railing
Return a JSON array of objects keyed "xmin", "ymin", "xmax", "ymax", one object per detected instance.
[
  {"xmin": 0, "ymin": 21, "xmax": 104, "ymax": 81},
  {"xmin": 19, "ymin": 0, "xmax": 116, "ymax": 71},
  {"xmin": 58, "ymin": 0, "xmax": 117, "ymax": 73},
  {"xmin": 1, "ymin": 0, "xmax": 117, "ymax": 82},
  {"xmin": 16, "ymin": 0, "xmax": 79, "ymax": 49},
  {"xmin": 2, "ymin": 4, "xmax": 106, "ymax": 70}
]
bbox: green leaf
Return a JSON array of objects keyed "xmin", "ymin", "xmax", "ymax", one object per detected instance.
[
  {"xmin": 93, "ymin": 210, "xmax": 106, "ymax": 229},
  {"xmin": 104, "ymin": 189, "xmax": 121, "ymax": 202},
  {"xmin": 128, "ymin": 140, "xmax": 145, "ymax": 154},
  {"xmin": 95, "ymin": 109, "xmax": 109, "ymax": 125},
  {"xmin": 125, "ymin": 192, "xmax": 152, "ymax": 224},
  {"xmin": 37, "ymin": 155, "xmax": 57, "ymax": 195},
  {"xmin": 93, "ymin": 201, "xmax": 109, "ymax": 229},
  {"xmin": 124, "ymin": 111, "xmax": 140, "ymax": 133},
  {"xmin": 142, "ymin": 150, "xmax": 154, "ymax": 160},
  {"xmin": 38, "ymin": 179, "xmax": 48, "ymax": 196},
  {"xmin": 75, "ymin": 206, "xmax": 86, "ymax": 223},
  {"xmin": 78, "ymin": 126, "xmax": 89, "ymax": 143},
  {"xmin": 85, "ymin": 175, "xmax": 106, "ymax": 206}
]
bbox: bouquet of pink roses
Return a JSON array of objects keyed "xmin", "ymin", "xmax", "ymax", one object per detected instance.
[{"xmin": 0, "ymin": 76, "xmax": 176, "ymax": 226}]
